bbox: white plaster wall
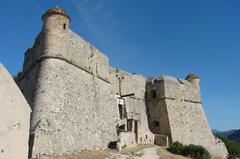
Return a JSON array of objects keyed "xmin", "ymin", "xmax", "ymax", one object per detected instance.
[{"xmin": 0, "ymin": 64, "xmax": 31, "ymax": 159}]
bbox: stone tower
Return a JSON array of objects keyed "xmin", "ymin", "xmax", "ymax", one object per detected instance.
[
  {"xmin": 19, "ymin": 7, "xmax": 120, "ymax": 158},
  {"xmin": 146, "ymin": 74, "xmax": 228, "ymax": 158}
]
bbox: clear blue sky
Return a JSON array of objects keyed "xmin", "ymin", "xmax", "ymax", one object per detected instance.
[{"xmin": 0, "ymin": 0, "xmax": 239, "ymax": 131}]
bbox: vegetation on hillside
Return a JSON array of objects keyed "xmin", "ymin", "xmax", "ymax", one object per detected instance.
[
  {"xmin": 167, "ymin": 141, "xmax": 211, "ymax": 159},
  {"xmin": 213, "ymin": 129, "xmax": 240, "ymax": 144},
  {"xmin": 215, "ymin": 134, "xmax": 240, "ymax": 159},
  {"xmin": 228, "ymin": 130, "xmax": 240, "ymax": 144}
]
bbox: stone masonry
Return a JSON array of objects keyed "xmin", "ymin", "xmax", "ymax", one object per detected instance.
[
  {"xmin": 17, "ymin": 7, "xmax": 228, "ymax": 159},
  {"xmin": 146, "ymin": 75, "xmax": 228, "ymax": 158}
]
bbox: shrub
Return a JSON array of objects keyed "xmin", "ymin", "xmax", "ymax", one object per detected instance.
[
  {"xmin": 183, "ymin": 144, "xmax": 211, "ymax": 159},
  {"xmin": 215, "ymin": 134, "xmax": 240, "ymax": 159},
  {"xmin": 168, "ymin": 141, "xmax": 185, "ymax": 155},
  {"xmin": 168, "ymin": 141, "xmax": 211, "ymax": 159}
]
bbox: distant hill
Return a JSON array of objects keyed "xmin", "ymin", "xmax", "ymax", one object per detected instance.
[
  {"xmin": 228, "ymin": 129, "xmax": 240, "ymax": 144},
  {"xmin": 213, "ymin": 129, "xmax": 240, "ymax": 144}
]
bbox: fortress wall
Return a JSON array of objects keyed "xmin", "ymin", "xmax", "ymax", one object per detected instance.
[
  {"xmin": 109, "ymin": 68, "xmax": 154, "ymax": 144},
  {"xmin": 19, "ymin": 63, "xmax": 41, "ymax": 111},
  {"xmin": 109, "ymin": 68, "xmax": 146, "ymax": 98},
  {"xmin": 146, "ymin": 79, "xmax": 172, "ymax": 141},
  {"xmin": 18, "ymin": 8, "xmax": 228, "ymax": 158},
  {"xmin": 165, "ymin": 99, "xmax": 228, "ymax": 158},
  {"xmin": 147, "ymin": 75, "xmax": 228, "ymax": 158},
  {"xmin": 161, "ymin": 75, "xmax": 200, "ymax": 102},
  {"xmin": 23, "ymin": 33, "xmax": 44, "ymax": 73},
  {"xmin": 23, "ymin": 29, "xmax": 109, "ymax": 82},
  {"xmin": 43, "ymin": 29, "xmax": 110, "ymax": 81},
  {"xmin": 19, "ymin": 25, "xmax": 119, "ymax": 157},
  {"xmin": 22, "ymin": 58, "xmax": 118, "ymax": 157}
]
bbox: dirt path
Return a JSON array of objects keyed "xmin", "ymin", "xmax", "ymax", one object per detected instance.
[
  {"xmin": 138, "ymin": 146, "xmax": 159, "ymax": 159},
  {"xmin": 107, "ymin": 146, "xmax": 159, "ymax": 159},
  {"xmin": 56, "ymin": 145, "xmax": 189, "ymax": 159}
]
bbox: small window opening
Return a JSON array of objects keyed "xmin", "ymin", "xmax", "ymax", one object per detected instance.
[
  {"xmin": 151, "ymin": 90, "xmax": 157, "ymax": 98},
  {"xmin": 118, "ymin": 104, "xmax": 124, "ymax": 119},
  {"xmin": 118, "ymin": 124, "xmax": 125, "ymax": 130},
  {"xmin": 63, "ymin": 23, "xmax": 66, "ymax": 30},
  {"xmin": 153, "ymin": 121, "xmax": 160, "ymax": 127}
]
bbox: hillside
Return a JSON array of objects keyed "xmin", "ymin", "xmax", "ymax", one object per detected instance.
[
  {"xmin": 228, "ymin": 129, "xmax": 240, "ymax": 144},
  {"xmin": 213, "ymin": 129, "xmax": 240, "ymax": 144}
]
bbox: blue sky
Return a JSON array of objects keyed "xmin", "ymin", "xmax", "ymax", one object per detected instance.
[{"xmin": 0, "ymin": 0, "xmax": 239, "ymax": 131}]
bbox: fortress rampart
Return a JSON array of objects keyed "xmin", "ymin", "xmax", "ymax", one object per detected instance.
[
  {"xmin": 146, "ymin": 75, "xmax": 227, "ymax": 157},
  {"xmin": 18, "ymin": 7, "xmax": 228, "ymax": 159}
]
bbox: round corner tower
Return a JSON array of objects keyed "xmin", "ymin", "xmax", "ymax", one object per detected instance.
[
  {"xmin": 185, "ymin": 74, "xmax": 201, "ymax": 100},
  {"xmin": 185, "ymin": 74, "xmax": 200, "ymax": 89},
  {"xmin": 42, "ymin": 6, "xmax": 70, "ymax": 33}
]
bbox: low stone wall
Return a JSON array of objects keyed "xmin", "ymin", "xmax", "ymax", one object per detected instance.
[{"xmin": 154, "ymin": 134, "xmax": 169, "ymax": 146}]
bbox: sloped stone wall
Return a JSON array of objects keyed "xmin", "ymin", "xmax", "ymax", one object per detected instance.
[
  {"xmin": 20, "ymin": 18, "xmax": 119, "ymax": 157},
  {"xmin": 146, "ymin": 75, "xmax": 228, "ymax": 158},
  {"xmin": 20, "ymin": 58, "xmax": 118, "ymax": 158}
]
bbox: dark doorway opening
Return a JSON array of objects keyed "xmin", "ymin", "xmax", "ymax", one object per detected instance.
[
  {"xmin": 28, "ymin": 133, "xmax": 35, "ymax": 158},
  {"xmin": 118, "ymin": 104, "xmax": 123, "ymax": 119},
  {"xmin": 134, "ymin": 121, "xmax": 138, "ymax": 143},
  {"xmin": 127, "ymin": 119, "xmax": 133, "ymax": 132},
  {"xmin": 108, "ymin": 141, "xmax": 117, "ymax": 149}
]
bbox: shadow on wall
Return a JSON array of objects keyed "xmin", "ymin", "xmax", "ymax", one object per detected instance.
[
  {"xmin": 17, "ymin": 53, "xmax": 43, "ymax": 158},
  {"xmin": 144, "ymin": 79, "xmax": 154, "ymax": 134}
]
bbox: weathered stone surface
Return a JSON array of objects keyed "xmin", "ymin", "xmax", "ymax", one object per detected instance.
[
  {"xmin": 109, "ymin": 68, "xmax": 154, "ymax": 145},
  {"xmin": 117, "ymin": 131, "xmax": 136, "ymax": 151},
  {"xmin": 19, "ymin": 10, "xmax": 119, "ymax": 158},
  {"xmin": 154, "ymin": 135, "xmax": 169, "ymax": 146},
  {"xmin": 18, "ymin": 7, "xmax": 228, "ymax": 159},
  {"xmin": 0, "ymin": 64, "xmax": 31, "ymax": 159},
  {"xmin": 20, "ymin": 58, "xmax": 118, "ymax": 158},
  {"xmin": 147, "ymin": 75, "xmax": 228, "ymax": 158}
]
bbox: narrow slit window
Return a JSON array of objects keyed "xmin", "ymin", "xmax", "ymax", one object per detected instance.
[
  {"xmin": 153, "ymin": 121, "xmax": 160, "ymax": 127},
  {"xmin": 151, "ymin": 90, "xmax": 157, "ymax": 98},
  {"xmin": 63, "ymin": 23, "xmax": 66, "ymax": 30}
]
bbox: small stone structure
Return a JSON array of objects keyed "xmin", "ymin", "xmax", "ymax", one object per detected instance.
[
  {"xmin": 0, "ymin": 64, "xmax": 31, "ymax": 159},
  {"xmin": 16, "ymin": 7, "xmax": 228, "ymax": 159}
]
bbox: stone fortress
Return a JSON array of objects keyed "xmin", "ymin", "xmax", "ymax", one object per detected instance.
[{"xmin": 14, "ymin": 7, "xmax": 228, "ymax": 158}]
